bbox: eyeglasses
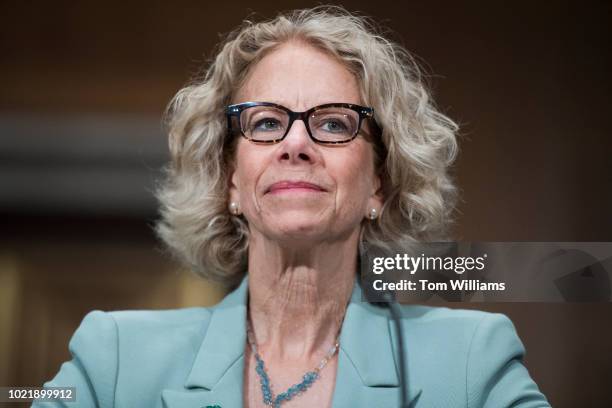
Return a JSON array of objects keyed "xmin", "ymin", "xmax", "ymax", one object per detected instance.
[{"xmin": 226, "ymin": 102, "xmax": 376, "ymax": 145}]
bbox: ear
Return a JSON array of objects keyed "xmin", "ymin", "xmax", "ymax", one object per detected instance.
[
  {"xmin": 228, "ymin": 164, "xmax": 241, "ymax": 206},
  {"xmin": 366, "ymin": 172, "xmax": 384, "ymax": 217}
]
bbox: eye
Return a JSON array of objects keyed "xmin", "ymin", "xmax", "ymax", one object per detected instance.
[
  {"xmin": 253, "ymin": 118, "xmax": 282, "ymax": 132},
  {"xmin": 320, "ymin": 118, "xmax": 349, "ymax": 133}
]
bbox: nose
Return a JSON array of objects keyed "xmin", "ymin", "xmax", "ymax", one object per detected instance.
[{"xmin": 277, "ymin": 118, "xmax": 318, "ymax": 164}]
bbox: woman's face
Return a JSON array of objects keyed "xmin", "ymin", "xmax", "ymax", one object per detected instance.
[{"xmin": 229, "ymin": 41, "xmax": 382, "ymax": 245}]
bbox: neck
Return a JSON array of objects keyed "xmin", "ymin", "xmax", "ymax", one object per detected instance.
[{"xmin": 246, "ymin": 229, "xmax": 359, "ymax": 361}]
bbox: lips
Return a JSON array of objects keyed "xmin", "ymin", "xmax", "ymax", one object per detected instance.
[{"xmin": 266, "ymin": 180, "xmax": 327, "ymax": 194}]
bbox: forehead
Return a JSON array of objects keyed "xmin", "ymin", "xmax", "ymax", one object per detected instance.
[{"xmin": 235, "ymin": 41, "xmax": 362, "ymax": 110}]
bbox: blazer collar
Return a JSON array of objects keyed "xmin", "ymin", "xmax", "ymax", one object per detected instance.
[
  {"xmin": 184, "ymin": 277, "xmax": 249, "ymax": 390},
  {"xmin": 163, "ymin": 278, "xmax": 249, "ymax": 408},
  {"xmin": 341, "ymin": 282, "xmax": 399, "ymax": 386},
  {"xmin": 331, "ymin": 282, "xmax": 422, "ymax": 406},
  {"xmin": 162, "ymin": 276, "xmax": 422, "ymax": 408}
]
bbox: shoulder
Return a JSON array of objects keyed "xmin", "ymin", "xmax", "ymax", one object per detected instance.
[
  {"xmin": 37, "ymin": 307, "xmax": 218, "ymax": 408},
  {"xmin": 68, "ymin": 306, "xmax": 217, "ymax": 365},
  {"xmin": 398, "ymin": 304, "xmax": 525, "ymax": 372},
  {"xmin": 106, "ymin": 306, "xmax": 213, "ymax": 332},
  {"xmin": 99, "ymin": 305, "xmax": 213, "ymax": 325},
  {"xmin": 398, "ymin": 304, "xmax": 518, "ymax": 344},
  {"xmin": 400, "ymin": 302, "xmax": 508, "ymax": 324},
  {"xmin": 72, "ymin": 307, "xmax": 214, "ymax": 348},
  {"xmin": 75, "ymin": 306, "xmax": 216, "ymax": 362},
  {"xmin": 395, "ymin": 305, "xmax": 549, "ymax": 407}
]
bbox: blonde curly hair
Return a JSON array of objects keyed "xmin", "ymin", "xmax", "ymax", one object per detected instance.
[{"xmin": 156, "ymin": 6, "xmax": 459, "ymax": 286}]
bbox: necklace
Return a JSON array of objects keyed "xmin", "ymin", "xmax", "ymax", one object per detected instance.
[{"xmin": 246, "ymin": 321, "xmax": 340, "ymax": 407}]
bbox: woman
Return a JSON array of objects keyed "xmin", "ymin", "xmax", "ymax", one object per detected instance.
[{"xmin": 35, "ymin": 7, "xmax": 550, "ymax": 408}]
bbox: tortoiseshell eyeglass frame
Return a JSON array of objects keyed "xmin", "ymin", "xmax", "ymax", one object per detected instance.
[{"xmin": 225, "ymin": 101, "xmax": 378, "ymax": 145}]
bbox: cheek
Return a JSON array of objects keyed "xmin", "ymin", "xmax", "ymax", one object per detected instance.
[
  {"xmin": 331, "ymin": 146, "xmax": 375, "ymax": 215},
  {"xmin": 236, "ymin": 140, "xmax": 261, "ymax": 176},
  {"xmin": 234, "ymin": 142, "xmax": 269, "ymax": 212}
]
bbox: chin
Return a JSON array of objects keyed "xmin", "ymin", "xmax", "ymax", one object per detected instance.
[
  {"xmin": 276, "ymin": 222, "xmax": 328, "ymax": 240},
  {"xmin": 265, "ymin": 217, "xmax": 331, "ymax": 243}
]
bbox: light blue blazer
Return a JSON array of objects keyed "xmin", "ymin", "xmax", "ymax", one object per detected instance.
[{"xmin": 34, "ymin": 277, "xmax": 550, "ymax": 407}]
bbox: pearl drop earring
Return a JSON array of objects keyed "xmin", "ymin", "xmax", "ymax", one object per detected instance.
[
  {"xmin": 368, "ymin": 208, "xmax": 378, "ymax": 220},
  {"xmin": 229, "ymin": 201, "xmax": 240, "ymax": 215}
]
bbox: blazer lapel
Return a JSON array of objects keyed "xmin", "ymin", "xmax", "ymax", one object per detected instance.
[
  {"xmin": 162, "ymin": 278, "xmax": 248, "ymax": 408},
  {"xmin": 331, "ymin": 282, "xmax": 423, "ymax": 407}
]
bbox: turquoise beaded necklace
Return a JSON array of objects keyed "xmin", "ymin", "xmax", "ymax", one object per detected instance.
[{"xmin": 246, "ymin": 320, "xmax": 340, "ymax": 407}]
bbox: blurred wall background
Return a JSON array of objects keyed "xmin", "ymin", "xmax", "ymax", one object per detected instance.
[{"xmin": 1, "ymin": 1, "xmax": 611, "ymax": 407}]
